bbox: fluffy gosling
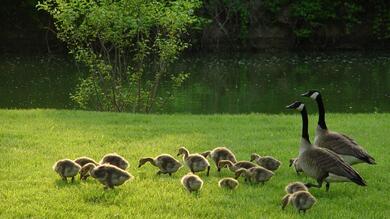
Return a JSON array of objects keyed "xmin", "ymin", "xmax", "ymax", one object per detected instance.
[
  {"xmin": 100, "ymin": 153, "xmax": 129, "ymax": 170},
  {"xmin": 218, "ymin": 160, "xmax": 257, "ymax": 173},
  {"xmin": 177, "ymin": 147, "xmax": 210, "ymax": 176},
  {"xmin": 218, "ymin": 177, "xmax": 239, "ymax": 190},
  {"xmin": 235, "ymin": 167, "xmax": 274, "ymax": 184},
  {"xmin": 250, "ymin": 153, "xmax": 281, "ymax": 171},
  {"xmin": 53, "ymin": 159, "xmax": 81, "ymax": 182},
  {"xmin": 90, "ymin": 163, "xmax": 133, "ymax": 189},
  {"xmin": 289, "ymin": 157, "xmax": 303, "ymax": 175},
  {"xmin": 181, "ymin": 173, "xmax": 204, "ymax": 193},
  {"xmin": 282, "ymin": 191, "xmax": 316, "ymax": 214},
  {"xmin": 138, "ymin": 154, "xmax": 182, "ymax": 176},
  {"xmin": 201, "ymin": 147, "xmax": 237, "ymax": 172},
  {"xmin": 285, "ymin": 182, "xmax": 308, "ymax": 194},
  {"xmin": 74, "ymin": 156, "xmax": 98, "ymax": 167}
]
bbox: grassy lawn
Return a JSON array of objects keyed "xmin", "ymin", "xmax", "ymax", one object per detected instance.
[{"xmin": 0, "ymin": 109, "xmax": 388, "ymax": 218}]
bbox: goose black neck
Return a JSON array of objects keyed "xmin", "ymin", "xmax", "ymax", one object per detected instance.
[
  {"xmin": 316, "ymin": 94, "xmax": 327, "ymax": 130},
  {"xmin": 300, "ymin": 107, "xmax": 311, "ymax": 143}
]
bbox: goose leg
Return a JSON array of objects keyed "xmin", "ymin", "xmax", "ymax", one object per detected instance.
[
  {"xmin": 206, "ymin": 166, "xmax": 210, "ymax": 176},
  {"xmin": 326, "ymin": 182, "xmax": 330, "ymax": 192}
]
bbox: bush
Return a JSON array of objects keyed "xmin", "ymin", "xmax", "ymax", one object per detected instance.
[{"xmin": 38, "ymin": 0, "xmax": 202, "ymax": 112}]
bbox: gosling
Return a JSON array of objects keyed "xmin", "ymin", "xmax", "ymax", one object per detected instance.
[
  {"xmin": 282, "ymin": 191, "xmax": 316, "ymax": 214},
  {"xmin": 90, "ymin": 163, "xmax": 133, "ymax": 189},
  {"xmin": 181, "ymin": 173, "xmax": 203, "ymax": 193},
  {"xmin": 250, "ymin": 153, "xmax": 281, "ymax": 171},
  {"xmin": 177, "ymin": 147, "xmax": 210, "ymax": 176},
  {"xmin": 74, "ymin": 156, "xmax": 98, "ymax": 167},
  {"xmin": 100, "ymin": 153, "xmax": 129, "ymax": 170},
  {"xmin": 285, "ymin": 182, "xmax": 308, "ymax": 194},
  {"xmin": 218, "ymin": 177, "xmax": 239, "ymax": 190},
  {"xmin": 138, "ymin": 154, "xmax": 182, "ymax": 176},
  {"xmin": 289, "ymin": 158, "xmax": 303, "ymax": 175},
  {"xmin": 218, "ymin": 160, "xmax": 257, "ymax": 173},
  {"xmin": 235, "ymin": 167, "xmax": 274, "ymax": 184},
  {"xmin": 53, "ymin": 159, "xmax": 81, "ymax": 182},
  {"xmin": 201, "ymin": 147, "xmax": 237, "ymax": 172}
]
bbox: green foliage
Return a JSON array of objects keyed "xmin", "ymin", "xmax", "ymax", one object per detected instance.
[
  {"xmin": 37, "ymin": 0, "xmax": 202, "ymax": 112},
  {"xmin": 372, "ymin": 0, "xmax": 390, "ymax": 40},
  {"xmin": 262, "ymin": 0, "xmax": 363, "ymax": 39},
  {"xmin": 0, "ymin": 110, "xmax": 389, "ymax": 218}
]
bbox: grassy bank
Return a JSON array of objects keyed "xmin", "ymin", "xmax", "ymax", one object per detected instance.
[{"xmin": 0, "ymin": 110, "xmax": 388, "ymax": 218}]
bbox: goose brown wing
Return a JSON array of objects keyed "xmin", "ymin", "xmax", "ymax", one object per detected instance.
[
  {"xmin": 318, "ymin": 132, "xmax": 375, "ymax": 164},
  {"xmin": 305, "ymin": 148, "xmax": 366, "ymax": 186}
]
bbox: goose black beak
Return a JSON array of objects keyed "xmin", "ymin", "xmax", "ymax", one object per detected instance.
[
  {"xmin": 285, "ymin": 103, "xmax": 296, "ymax": 109},
  {"xmin": 301, "ymin": 91, "xmax": 311, "ymax": 97}
]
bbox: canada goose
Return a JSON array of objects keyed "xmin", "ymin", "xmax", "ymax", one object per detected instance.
[
  {"xmin": 177, "ymin": 147, "xmax": 210, "ymax": 176},
  {"xmin": 201, "ymin": 147, "xmax": 237, "ymax": 172},
  {"xmin": 79, "ymin": 163, "xmax": 97, "ymax": 180},
  {"xmin": 250, "ymin": 153, "xmax": 281, "ymax": 171},
  {"xmin": 100, "ymin": 153, "xmax": 129, "ymax": 170},
  {"xmin": 302, "ymin": 90, "xmax": 376, "ymax": 165},
  {"xmin": 218, "ymin": 160, "xmax": 257, "ymax": 173},
  {"xmin": 289, "ymin": 157, "xmax": 303, "ymax": 175},
  {"xmin": 74, "ymin": 156, "xmax": 98, "ymax": 167},
  {"xmin": 53, "ymin": 159, "xmax": 81, "ymax": 182},
  {"xmin": 281, "ymin": 191, "xmax": 316, "ymax": 214},
  {"xmin": 89, "ymin": 163, "xmax": 133, "ymax": 189},
  {"xmin": 138, "ymin": 154, "xmax": 182, "ymax": 176},
  {"xmin": 285, "ymin": 182, "xmax": 308, "ymax": 194},
  {"xmin": 218, "ymin": 177, "xmax": 239, "ymax": 190},
  {"xmin": 181, "ymin": 173, "xmax": 203, "ymax": 193},
  {"xmin": 286, "ymin": 101, "xmax": 366, "ymax": 191},
  {"xmin": 234, "ymin": 167, "xmax": 274, "ymax": 184}
]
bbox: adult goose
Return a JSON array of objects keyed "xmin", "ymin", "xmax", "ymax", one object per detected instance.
[
  {"xmin": 286, "ymin": 101, "xmax": 366, "ymax": 191},
  {"xmin": 302, "ymin": 90, "xmax": 375, "ymax": 165}
]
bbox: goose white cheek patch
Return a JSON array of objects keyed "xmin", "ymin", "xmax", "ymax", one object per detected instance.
[
  {"xmin": 297, "ymin": 104, "xmax": 305, "ymax": 111},
  {"xmin": 310, "ymin": 92, "xmax": 319, "ymax": 100}
]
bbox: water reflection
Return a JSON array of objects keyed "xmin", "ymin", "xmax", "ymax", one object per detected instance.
[{"xmin": 0, "ymin": 53, "xmax": 389, "ymax": 113}]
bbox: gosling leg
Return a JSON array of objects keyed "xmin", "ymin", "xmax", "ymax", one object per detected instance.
[
  {"xmin": 169, "ymin": 173, "xmax": 172, "ymax": 176},
  {"xmin": 206, "ymin": 166, "xmax": 210, "ymax": 177},
  {"xmin": 156, "ymin": 170, "xmax": 162, "ymax": 175},
  {"xmin": 71, "ymin": 176, "xmax": 75, "ymax": 183}
]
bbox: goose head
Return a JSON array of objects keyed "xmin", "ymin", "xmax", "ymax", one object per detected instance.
[
  {"xmin": 286, "ymin": 101, "xmax": 305, "ymax": 111},
  {"xmin": 301, "ymin": 90, "xmax": 320, "ymax": 100}
]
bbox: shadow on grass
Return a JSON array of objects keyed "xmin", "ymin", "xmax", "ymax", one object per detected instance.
[
  {"xmin": 54, "ymin": 179, "xmax": 81, "ymax": 188},
  {"xmin": 82, "ymin": 189, "xmax": 124, "ymax": 205}
]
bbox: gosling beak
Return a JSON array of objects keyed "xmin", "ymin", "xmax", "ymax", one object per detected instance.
[{"xmin": 301, "ymin": 91, "xmax": 311, "ymax": 97}]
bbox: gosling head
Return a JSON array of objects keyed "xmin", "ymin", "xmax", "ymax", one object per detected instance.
[
  {"xmin": 177, "ymin": 147, "xmax": 188, "ymax": 156},
  {"xmin": 301, "ymin": 90, "xmax": 320, "ymax": 100},
  {"xmin": 138, "ymin": 158, "xmax": 151, "ymax": 168},
  {"xmin": 217, "ymin": 160, "xmax": 231, "ymax": 169},
  {"xmin": 234, "ymin": 168, "xmax": 248, "ymax": 179},
  {"xmin": 250, "ymin": 153, "xmax": 260, "ymax": 162},
  {"xmin": 80, "ymin": 163, "xmax": 97, "ymax": 180},
  {"xmin": 289, "ymin": 158, "xmax": 295, "ymax": 167},
  {"xmin": 286, "ymin": 101, "xmax": 305, "ymax": 112},
  {"xmin": 200, "ymin": 151, "xmax": 210, "ymax": 158}
]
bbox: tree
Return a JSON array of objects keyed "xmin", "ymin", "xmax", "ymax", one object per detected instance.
[{"xmin": 38, "ymin": 0, "xmax": 202, "ymax": 112}]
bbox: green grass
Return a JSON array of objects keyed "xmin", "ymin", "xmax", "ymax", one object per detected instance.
[{"xmin": 0, "ymin": 109, "xmax": 389, "ymax": 218}]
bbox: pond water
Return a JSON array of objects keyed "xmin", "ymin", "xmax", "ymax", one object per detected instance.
[{"xmin": 1, "ymin": 52, "xmax": 389, "ymax": 113}]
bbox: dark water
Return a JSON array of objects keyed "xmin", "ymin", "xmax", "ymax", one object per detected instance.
[{"xmin": 1, "ymin": 53, "xmax": 389, "ymax": 113}]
